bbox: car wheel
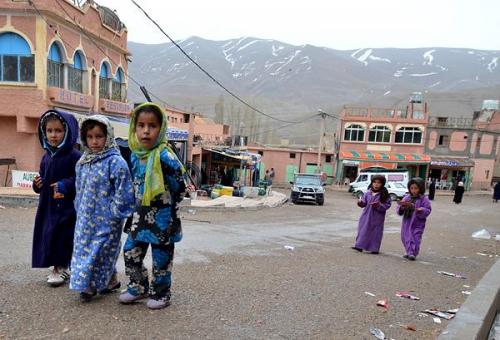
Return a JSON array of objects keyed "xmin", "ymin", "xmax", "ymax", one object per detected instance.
[
  {"xmin": 356, "ymin": 191, "xmax": 364, "ymax": 199},
  {"xmin": 317, "ymin": 199, "xmax": 324, "ymax": 206},
  {"xmin": 390, "ymin": 193, "xmax": 398, "ymax": 201}
]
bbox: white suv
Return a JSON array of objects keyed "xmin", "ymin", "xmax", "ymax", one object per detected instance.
[{"xmin": 353, "ymin": 182, "xmax": 407, "ymax": 201}]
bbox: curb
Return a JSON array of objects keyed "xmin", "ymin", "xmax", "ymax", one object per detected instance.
[
  {"xmin": 438, "ymin": 258, "xmax": 500, "ymax": 340},
  {"xmin": 0, "ymin": 195, "xmax": 39, "ymax": 207}
]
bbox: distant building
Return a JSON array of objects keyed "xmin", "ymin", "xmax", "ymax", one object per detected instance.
[
  {"xmin": 337, "ymin": 94, "xmax": 430, "ymax": 183},
  {"xmin": 425, "ymin": 102, "xmax": 500, "ymax": 190},
  {"xmin": 0, "ymin": 0, "xmax": 129, "ymax": 182}
]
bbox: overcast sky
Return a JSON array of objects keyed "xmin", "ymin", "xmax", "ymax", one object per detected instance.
[{"xmin": 97, "ymin": 0, "xmax": 499, "ymax": 50}]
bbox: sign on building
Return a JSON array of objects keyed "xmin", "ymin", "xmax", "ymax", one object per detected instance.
[{"xmin": 11, "ymin": 170, "xmax": 38, "ymax": 188}]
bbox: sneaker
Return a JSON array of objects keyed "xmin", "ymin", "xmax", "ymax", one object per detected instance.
[
  {"xmin": 47, "ymin": 268, "xmax": 70, "ymax": 287},
  {"xmin": 408, "ymin": 255, "xmax": 416, "ymax": 261},
  {"xmin": 351, "ymin": 247, "xmax": 363, "ymax": 252},
  {"xmin": 147, "ymin": 297, "xmax": 171, "ymax": 310},
  {"xmin": 402, "ymin": 255, "xmax": 409, "ymax": 259},
  {"xmin": 119, "ymin": 291, "xmax": 148, "ymax": 304}
]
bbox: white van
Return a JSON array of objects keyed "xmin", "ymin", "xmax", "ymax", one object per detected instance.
[{"xmin": 349, "ymin": 170, "xmax": 409, "ymax": 196}]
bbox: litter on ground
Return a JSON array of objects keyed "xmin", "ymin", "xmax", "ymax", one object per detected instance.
[
  {"xmin": 369, "ymin": 327, "xmax": 386, "ymax": 339},
  {"xmin": 396, "ymin": 291, "xmax": 420, "ymax": 300},
  {"xmin": 437, "ymin": 271, "xmax": 467, "ymax": 279},
  {"xmin": 472, "ymin": 229, "xmax": 491, "ymax": 240},
  {"xmin": 424, "ymin": 309, "xmax": 455, "ymax": 320}
]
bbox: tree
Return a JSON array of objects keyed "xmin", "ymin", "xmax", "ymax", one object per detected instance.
[{"xmin": 214, "ymin": 95, "xmax": 224, "ymax": 124}]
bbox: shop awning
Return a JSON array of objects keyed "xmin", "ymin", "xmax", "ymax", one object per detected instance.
[
  {"xmin": 430, "ymin": 157, "xmax": 474, "ymax": 167},
  {"xmin": 203, "ymin": 147, "xmax": 262, "ymax": 165},
  {"xmin": 340, "ymin": 150, "xmax": 430, "ymax": 163}
]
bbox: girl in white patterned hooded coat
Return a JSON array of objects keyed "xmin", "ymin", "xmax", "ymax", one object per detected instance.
[{"xmin": 70, "ymin": 115, "xmax": 135, "ymax": 302}]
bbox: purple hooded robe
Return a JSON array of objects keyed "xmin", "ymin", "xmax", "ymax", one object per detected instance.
[
  {"xmin": 354, "ymin": 190, "xmax": 392, "ymax": 252},
  {"xmin": 32, "ymin": 110, "xmax": 81, "ymax": 268},
  {"xmin": 397, "ymin": 194, "xmax": 432, "ymax": 257}
]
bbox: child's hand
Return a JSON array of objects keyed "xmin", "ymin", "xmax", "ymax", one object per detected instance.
[
  {"xmin": 50, "ymin": 183, "xmax": 65, "ymax": 199},
  {"xmin": 34, "ymin": 175, "xmax": 43, "ymax": 188},
  {"xmin": 357, "ymin": 200, "xmax": 365, "ymax": 208},
  {"xmin": 371, "ymin": 201, "xmax": 381, "ymax": 208},
  {"xmin": 416, "ymin": 207, "xmax": 424, "ymax": 212}
]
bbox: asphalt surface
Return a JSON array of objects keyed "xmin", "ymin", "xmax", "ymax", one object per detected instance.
[{"xmin": 0, "ymin": 191, "xmax": 499, "ymax": 339}]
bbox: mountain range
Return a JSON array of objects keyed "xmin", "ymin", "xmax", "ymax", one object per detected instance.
[{"xmin": 127, "ymin": 36, "xmax": 500, "ymax": 142}]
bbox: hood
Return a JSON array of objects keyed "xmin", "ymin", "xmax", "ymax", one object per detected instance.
[
  {"xmin": 128, "ymin": 102, "xmax": 167, "ymax": 154},
  {"xmin": 78, "ymin": 114, "xmax": 119, "ymax": 164},
  {"xmin": 38, "ymin": 109, "xmax": 79, "ymax": 155},
  {"xmin": 407, "ymin": 177, "xmax": 426, "ymax": 196}
]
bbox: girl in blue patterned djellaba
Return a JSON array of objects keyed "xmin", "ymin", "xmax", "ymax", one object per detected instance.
[
  {"xmin": 119, "ymin": 103, "xmax": 187, "ymax": 310},
  {"xmin": 70, "ymin": 115, "xmax": 135, "ymax": 302}
]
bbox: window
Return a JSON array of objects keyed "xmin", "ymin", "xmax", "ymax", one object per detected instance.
[
  {"xmin": 47, "ymin": 43, "xmax": 64, "ymax": 88},
  {"xmin": 258, "ymin": 151, "xmax": 264, "ymax": 156},
  {"xmin": 395, "ymin": 127, "xmax": 422, "ymax": 144},
  {"xmin": 68, "ymin": 51, "xmax": 84, "ymax": 93},
  {"xmin": 368, "ymin": 125, "xmax": 391, "ymax": 143},
  {"xmin": 0, "ymin": 32, "xmax": 34, "ymax": 82},
  {"xmin": 357, "ymin": 175, "xmax": 368, "ymax": 182},
  {"xmin": 111, "ymin": 67, "xmax": 126, "ymax": 101},
  {"xmin": 99, "ymin": 62, "xmax": 111, "ymax": 99},
  {"xmin": 325, "ymin": 155, "xmax": 332, "ymax": 163},
  {"xmin": 344, "ymin": 124, "xmax": 365, "ymax": 142},
  {"xmin": 438, "ymin": 135, "xmax": 449, "ymax": 147},
  {"xmin": 290, "ymin": 153, "xmax": 296, "ymax": 159}
]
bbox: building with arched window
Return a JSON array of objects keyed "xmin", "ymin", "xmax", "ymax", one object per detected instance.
[
  {"xmin": 0, "ymin": 0, "xmax": 130, "ymax": 182},
  {"xmin": 337, "ymin": 97, "xmax": 430, "ymax": 182}
]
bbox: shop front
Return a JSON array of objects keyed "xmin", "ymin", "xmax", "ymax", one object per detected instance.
[
  {"xmin": 429, "ymin": 156, "xmax": 474, "ymax": 191},
  {"xmin": 338, "ymin": 150, "xmax": 431, "ymax": 181}
]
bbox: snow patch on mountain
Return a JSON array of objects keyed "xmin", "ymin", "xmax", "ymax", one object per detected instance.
[
  {"xmin": 272, "ymin": 45, "xmax": 285, "ymax": 56},
  {"xmin": 355, "ymin": 49, "xmax": 372, "ymax": 66},
  {"xmin": 383, "ymin": 90, "xmax": 391, "ymax": 96},
  {"xmin": 428, "ymin": 81, "xmax": 441, "ymax": 88},
  {"xmin": 369, "ymin": 55, "xmax": 391, "ymax": 63},
  {"xmin": 423, "ymin": 50, "xmax": 435, "ymax": 65},
  {"xmin": 237, "ymin": 39, "xmax": 263, "ymax": 52},
  {"xmin": 487, "ymin": 57, "xmax": 498, "ymax": 72},
  {"xmin": 409, "ymin": 72, "xmax": 437, "ymax": 77}
]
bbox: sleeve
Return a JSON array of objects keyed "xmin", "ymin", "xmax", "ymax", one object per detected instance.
[
  {"xmin": 416, "ymin": 197, "xmax": 432, "ymax": 219},
  {"xmin": 56, "ymin": 151, "xmax": 81, "ymax": 196},
  {"xmin": 109, "ymin": 157, "xmax": 136, "ymax": 220},
  {"xmin": 376, "ymin": 197, "xmax": 392, "ymax": 213},
  {"xmin": 32, "ymin": 155, "xmax": 46, "ymax": 194},
  {"xmin": 358, "ymin": 192, "xmax": 369, "ymax": 207},
  {"xmin": 161, "ymin": 150, "xmax": 187, "ymax": 204},
  {"xmin": 74, "ymin": 164, "xmax": 82, "ymax": 209},
  {"xmin": 396, "ymin": 195, "xmax": 409, "ymax": 216}
]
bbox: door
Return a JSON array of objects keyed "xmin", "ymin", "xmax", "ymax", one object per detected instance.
[
  {"xmin": 322, "ymin": 164, "xmax": 334, "ymax": 184},
  {"xmin": 286, "ymin": 164, "xmax": 298, "ymax": 183}
]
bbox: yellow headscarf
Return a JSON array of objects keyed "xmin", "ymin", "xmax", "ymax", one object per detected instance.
[{"xmin": 128, "ymin": 102, "xmax": 167, "ymax": 206}]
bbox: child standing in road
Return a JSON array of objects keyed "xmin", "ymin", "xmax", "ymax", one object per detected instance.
[
  {"xmin": 70, "ymin": 115, "xmax": 135, "ymax": 302},
  {"xmin": 32, "ymin": 110, "xmax": 81, "ymax": 286},
  {"xmin": 119, "ymin": 103, "xmax": 187, "ymax": 310},
  {"xmin": 352, "ymin": 175, "xmax": 391, "ymax": 254},
  {"xmin": 397, "ymin": 177, "xmax": 432, "ymax": 261}
]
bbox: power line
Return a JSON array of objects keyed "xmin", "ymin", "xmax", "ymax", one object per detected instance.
[{"xmin": 129, "ymin": 0, "xmax": 309, "ymax": 125}]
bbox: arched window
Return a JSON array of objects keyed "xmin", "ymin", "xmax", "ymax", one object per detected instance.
[
  {"xmin": 47, "ymin": 42, "xmax": 64, "ymax": 88},
  {"xmin": 395, "ymin": 127, "xmax": 422, "ymax": 144},
  {"xmin": 343, "ymin": 124, "xmax": 365, "ymax": 142},
  {"xmin": 68, "ymin": 50, "xmax": 85, "ymax": 93},
  {"xmin": 0, "ymin": 32, "xmax": 34, "ymax": 82},
  {"xmin": 99, "ymin": 62, "xmax": 111, "ymax": 99},
  {"xmin": 368, "ymin": 125, "xmax": 391, "ymax": 143},
  {"xmin": 111, "ymin": 67, "xmax": 126, "ymax": 101}
]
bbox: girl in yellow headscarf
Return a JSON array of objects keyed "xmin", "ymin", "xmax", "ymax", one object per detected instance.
[{"xmin": 120, "ymin": 103, "xmax": 187, "ymax": 310}]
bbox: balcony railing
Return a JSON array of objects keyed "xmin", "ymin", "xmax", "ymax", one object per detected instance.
[
  {"xmin": 342, "ymin": 107, "xmax": 427, "ymax": 120},
  {"xmin": 428, "ymin": 117, "xmax": 473, "ymax": 129}
]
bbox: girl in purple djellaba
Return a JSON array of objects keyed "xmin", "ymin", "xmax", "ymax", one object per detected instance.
[
  {"xmin": 397, "ymin": 177, "xmax": 432, "ymax": 261},
  {"xmin": 352, "ymin": 175, "xmax": 391, "ymax": 254}
]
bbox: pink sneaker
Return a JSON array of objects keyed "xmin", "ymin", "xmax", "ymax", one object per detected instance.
[{"xmin": 119, "ymin": 291, "xmax": 148, "ymax": 304}]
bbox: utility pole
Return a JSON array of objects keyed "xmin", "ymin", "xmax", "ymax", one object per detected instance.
[{"xmin": 317, "ymin": 109, "xmax": 327, "ymax": 173}]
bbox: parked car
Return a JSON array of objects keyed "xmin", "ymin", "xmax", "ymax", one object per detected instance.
[
  {"xmin": 353, "ymin": 182, "xmax": 408, "ymax": 201},
  {"xmin": 349, "ymin": 168, "xmax": 409, "ymax": 193},
  {"xmin": 290, "ymin": 173, "xmax": 325, "ymax": 205}
]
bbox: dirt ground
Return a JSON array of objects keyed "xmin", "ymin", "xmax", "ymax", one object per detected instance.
[{"xmin": 0, "ymin": 190, "xmax": 499, "ymax": 339}]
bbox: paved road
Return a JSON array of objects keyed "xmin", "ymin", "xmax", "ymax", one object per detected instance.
[{"xmin": 0, "ymin": 191, "xmax": 499, "ymax": 339}]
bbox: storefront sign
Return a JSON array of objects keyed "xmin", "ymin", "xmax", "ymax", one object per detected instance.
[
  {"xmin": 11, "ymin": 170, "xmax": 38, "ymax": 188},
  {"xmin": 48, "ymin": 88, "xmax": 93, "ymax": 109},
  {"xmin": 100, "ymin": 99, "xmax": 132, "ymax": 115},
  {"xmin": 342, "ymin": 160, "xmax": 359, "ymax": 166}
]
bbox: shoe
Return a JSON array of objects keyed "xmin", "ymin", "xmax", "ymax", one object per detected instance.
[
  {"xmin": 351, "ymin": 247, "xmax": 363, "ymax": 252},
  {"xmin": 47, "ymin": 268, "xmax": 70, "ymax": 287},
  {"xmin": 147, "ymin": 297, "xmax": 171, "ymax": 310},
  {"xmin": 100, "ymin": 281, "xmax": 121, "ymax": 295},
  {"xmin": 80, "ymin": 288, "xmax": 97, "ymax": 303},
  {"xmin": 403, "ymin": 255, "xmax": 409, "ymax": 259},
  {"xmin": 119, "ymin": 291, "xmax": 148, "ymax": 304},
  {"xmin": 371, "ymin": 251, "xmax": 379, "ymax": 255},
  {"xmin": 408, "ymin": 255, "xmax": 416, "ymax": 261}
]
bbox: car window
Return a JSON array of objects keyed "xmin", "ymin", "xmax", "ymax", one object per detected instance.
[
  {"xmin": 394, "ymin": 183, "xmax": 406, "ymax": 188},
  {"xmin": 295, "ymin": 177, "xmax": 321, "ymax": 186},
  {"xmin": 358, "ymin": 175, "xmax": 368, "ymax": 182}
]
